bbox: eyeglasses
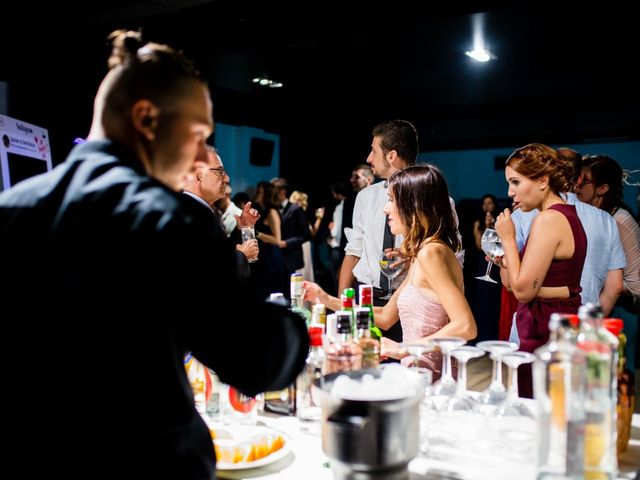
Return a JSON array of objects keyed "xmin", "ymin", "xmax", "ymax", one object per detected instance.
[
  {"xmin": 209, "ymin": 167, "xmax": 226, "ymax": 177},
  {"xmin": 577, "ymin": 175, "xmax": 594, "ymax": 187}
]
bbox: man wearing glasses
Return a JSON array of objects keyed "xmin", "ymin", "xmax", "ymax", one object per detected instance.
[{"xmin": 183, "ymin": 145, "xmax": 260, "ymax": 277}]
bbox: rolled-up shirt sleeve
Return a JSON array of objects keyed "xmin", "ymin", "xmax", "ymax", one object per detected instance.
[{"xmin": 344, "ymin": 190, "xmax": 366, "ymax": 258}]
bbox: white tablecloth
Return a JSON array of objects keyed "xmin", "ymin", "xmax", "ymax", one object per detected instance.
[{"xmin": 215, "ymin": 412, "xmax": 640, "ymax": 479}]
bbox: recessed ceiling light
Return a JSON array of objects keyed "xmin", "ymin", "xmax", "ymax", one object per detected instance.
[
  {"xmin": 252, "ymin": 75, "xmax": 284, "ymax": 88},
  {"xmin": 465, "ymin": 48, "xmax": 493, "ymax": 62}
]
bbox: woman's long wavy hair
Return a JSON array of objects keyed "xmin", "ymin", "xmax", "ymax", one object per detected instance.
[{"xmin": 388, "ymin": 164, "xmax": 460, "ymax": 259}]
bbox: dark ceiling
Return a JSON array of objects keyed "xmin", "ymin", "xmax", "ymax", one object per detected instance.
[{"xmin": 1, "ymin": 0, "xmax": 638, "ymax": 197}]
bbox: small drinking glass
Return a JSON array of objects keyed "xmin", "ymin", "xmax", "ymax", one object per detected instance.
[
  {"xmin": 476, "ymin": 340, "xmax": 519, "ymax": 413},
  {"xmin": 476, "ymin": 228, "xmax": 504, "ymax": 284},
  {"xmin": 379, "ymin": 251, "xmax": 402, "ymax": 300},
  {"xmin": 240, "ymin": 226, "xmax": 258, "ymax": 263}
]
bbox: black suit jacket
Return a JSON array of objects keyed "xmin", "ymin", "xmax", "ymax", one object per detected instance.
[
  {"xmin": 0, "ymin": 140, "xmax": 308, "ymax": 480},
  {"xmin": 181, "ymin": 193, "xmax": 250, "ymax": 280},
  {"xmin": 280, "ymin": 201, "xmax": 311, "ymax": 273}
]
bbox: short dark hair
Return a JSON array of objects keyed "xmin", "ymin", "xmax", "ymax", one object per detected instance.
[
  {"xmin": 372, "ymin": 119, "xmax": 418, "ymax": 165},
  {"xmin": 102, "ymin": 30, "xmax": 204, "ymax": 120}
]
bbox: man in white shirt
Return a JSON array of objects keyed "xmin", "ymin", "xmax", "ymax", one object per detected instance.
[
  {"xmin": 217, "ymin": 184, "xmax": 243, "ymax": 237},
  {"xmin": 339, "ymin": 120, "xmax": 419, "ymax": 342}
]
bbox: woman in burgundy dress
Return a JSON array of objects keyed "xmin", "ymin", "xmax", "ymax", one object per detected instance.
[{"xmin": 495, "ymin": 143, "xmax": 587, "ymax": 398}]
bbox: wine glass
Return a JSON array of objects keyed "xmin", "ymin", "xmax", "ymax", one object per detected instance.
[
  {"xmin": 441, "ymin": 346, "xmax": 485, "ymax": 413},
  {"xmin": 379, "ymin": 251, "xmax": 402, "ymax": 300},
  {"xmin": 400, "ymin": 342, "xmax": 435, "ymax": 367},
  {"xmin": 476, "ymin": 340, "xmax": 519, "ymax": 414},
  {"xmin": 492, "ymin": 351, "xmax": 536, "ymax": 419},
  {"xmin": 400, "ymin": 342, "xmax": 436, "ymax": 456},
  {"xmin": 475, "ymin": 228, "xmax": 503, "ymax": 284},
  {"xmin": 430, "ymin": 337, "xmax": 467, "ymax": 399}
]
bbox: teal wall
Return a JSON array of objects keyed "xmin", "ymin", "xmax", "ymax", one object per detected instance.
[
  {"xmin": 214, "ymin": 123, "xmax": 280, "ymax": 196},
  {"xmin": 420, "ymin": 141, "xmax": 640, "ymax": 215}
]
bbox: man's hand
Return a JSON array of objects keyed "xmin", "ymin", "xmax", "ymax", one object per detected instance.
[
  {"xmin": 236, "ymin": 201, "xmax": 260, "ymax": 228},
  {"xmin": 236, "ymin": 239, "xmax": 259, "ymax": 261}
]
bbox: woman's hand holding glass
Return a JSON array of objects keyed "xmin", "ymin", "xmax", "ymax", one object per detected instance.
[
  {"xmin": 379, "ymin": 250, "xmax": 402, "ymax": 300},
  {"xmin": 475, "ymin": 228, "xmax": 504, "ymax": 283}
]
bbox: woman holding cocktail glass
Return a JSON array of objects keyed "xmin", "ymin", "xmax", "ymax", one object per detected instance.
[
  {"xmin": 303, "ymin": 164, "xmax": 477, "ymax": 381},
  {"xmin": 494, "ymin": 143, "xmax": 587, "ymax": 398}
]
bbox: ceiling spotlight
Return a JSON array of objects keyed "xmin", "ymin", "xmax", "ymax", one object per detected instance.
[
  {"xmin": 465, "ymin": 48, "xmax": 493, "ymax": 62},
  {"xmin": 252, "ymin": 75, "xmax": 284, "ymax": 88}
]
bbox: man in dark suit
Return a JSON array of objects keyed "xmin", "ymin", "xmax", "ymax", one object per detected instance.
[
  {"xmin": 0, "ymin": 30, "xmax": 308, "ymax": 480},
  {"xmin": 271, "ymin": 177, "xmax": 311, "ymax": 276},
  {"xmin": 183, "ymin": 145, "xmax": 259, "ymax": 280}
]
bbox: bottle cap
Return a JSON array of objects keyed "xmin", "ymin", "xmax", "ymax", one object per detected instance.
[
  {"xmin": 603, "ymin": 318, "xmax": 624, "ymax": 337},
  {"xmin": 308, "ymin": 326, "xmax": 323, "ymax": 346}
]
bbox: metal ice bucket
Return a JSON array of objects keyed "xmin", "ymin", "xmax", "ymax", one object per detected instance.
[{"xmin": 315, "ymin": 369, "xmax": 420, "ymax": 480}]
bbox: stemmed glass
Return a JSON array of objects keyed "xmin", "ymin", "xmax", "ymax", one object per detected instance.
[
  {"xmin": 492, "ymin": 351, "xmax": 536, "ymax": 419},
  {"xmin": 441, "ymin": 346, "xmax": 485, "ymax": 412},
  {"xmin": 430, "ymin": 337, "xmax": 467, "ymax": 398},
  {"xmin": 400, "ymin": 342, "xmax": 436, "ymax": 456},
  {"xmin": 400, "ymin": 342, "xmax": 436, "ymax": 370},
  {"xmin": 476, "ymin": 340, "xmax": 519, "ymax": 414},
  {"xmin": 475, "ymin": 228, "xmax": 504, "ymax": 284},
  {"xmin": 379, "ymin": 251, "xmax": 402, "ymax": 300}
]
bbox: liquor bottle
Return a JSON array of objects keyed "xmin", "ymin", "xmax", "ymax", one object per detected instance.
[
  {"xmin": 603, "ymin": 318, "xmax": 634, "ymax": 457},
  {"xmin": 264, "ymin": 276, "xmax": 308, "ymax": 415},
  {"xmin": 534, "ymin": 314, "xmax": 586, "ymax": 479},
  {"xmin": 577, "ymin": 304, "xmax": 619, "ymax": 479},
  {"xmin": 341, "ymin": 287, "xmax": 356, "ymax": 332},
  {"xmin": 354, "ymin": 307, "xmax": 380, "ymax": 368},
  {"xmin": 290, "ymin": 273, "xmax": 311, "ymax": 324},
  {"xmin": 184, "ymin": 352, "xmax": 210, "ymax": 415},
  {"xmin": 324, "ymin": 310, "xmax": 363, "ymax": 374},
  {"xmin": 311, "ymin": 303, "xmax": 326, "ymax": 329},
  {"xmin": 297, "ymin": 326, "xmax": 325, "ymax": 434},
  {"xmin": 358, "ymin": 284, "xmax": 382, "ymax": 341}
]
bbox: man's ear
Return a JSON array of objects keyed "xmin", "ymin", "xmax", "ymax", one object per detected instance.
[
  {"xmin": 597, "ymin": 183, "xmax": 610, "ymax": 196},
  {"xmin": 387, "ymin": 149, "xmax": 398, "ymax": 164},
  {"xmin": 131, "ymin": 100, "xmax": 158, "ymax": 141}
]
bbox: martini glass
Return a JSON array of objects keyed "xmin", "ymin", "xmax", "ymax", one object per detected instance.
[{"xmin": 379, "ymin": 251, "xmax": 402, "ymax": 300}]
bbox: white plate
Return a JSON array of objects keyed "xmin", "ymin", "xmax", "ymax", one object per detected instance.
[{"xmin": 213, "ymin": 425, "xmax": 291, "ymax": 471}]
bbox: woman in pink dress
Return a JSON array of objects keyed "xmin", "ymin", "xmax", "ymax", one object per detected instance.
[{"xmin": 303, "ymin": 164, "xmax": 477, "ymax": 380}]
